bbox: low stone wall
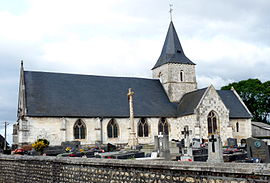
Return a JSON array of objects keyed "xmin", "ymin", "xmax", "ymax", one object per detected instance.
[{"xmin": 0, "ymin": 155, "xmax": 270, "ymax": 183}]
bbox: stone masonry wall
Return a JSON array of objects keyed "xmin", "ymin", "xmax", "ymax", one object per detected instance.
[
  {"xmin": 0, "ymin": 155, "xmax": 270, "ymax": 183},
  {"xmin": 152, "ymin": 63, "xmax": 197, "ymax": 102}
]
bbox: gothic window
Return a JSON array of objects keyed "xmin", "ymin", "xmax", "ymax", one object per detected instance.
[
  {"xmin": 158, "ymin": 117, "xmax": 169, "ymax": 135},
  {"xmin": 138, "ymin": 118, "xmax": 149, "ymax": 137},
  {"xmin": 236, "ymin": 122, "xmax": 239, "ymax": 132},
  {"xmin": 74, "ymin": 119, "xmax": 86, "ymax": 139},
  {"xmin": 107, "ymin": 119, "xmax": 118, "ymax": 138},
  {"xmin": 207, "ymin": 111, "xmax": 218, "ymax": 135},
  {"xmin": 180, "ymin": 70, "xmax": 184, "ymax": 82}
]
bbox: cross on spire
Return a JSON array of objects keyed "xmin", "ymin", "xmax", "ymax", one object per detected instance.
[{"xmin": 169, "ymin": 4, "xmax": 173, "ymax": 21}]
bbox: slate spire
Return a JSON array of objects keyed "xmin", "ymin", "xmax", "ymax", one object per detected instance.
[{"xmin": 152, "ymin": 21, "xmax": 195, "ymax": 69}]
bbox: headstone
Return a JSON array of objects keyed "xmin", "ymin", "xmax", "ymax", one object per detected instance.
[
  {"xmin": 207, "ymin": 134, "xmax": 224, "ymax": 163},
  {"xmin": 154, "ymin": 133, "xmax": 170, "ymax": 160},
  {"xmin": 241, "ymin": 139, "xmax": 247, "ymax": 147},
  {"xmin": 107, "ymin": 143, "xmax": 117, "ymax": 152},
  {"xmin": 180, "ymin": 127, "xmax": 193, "ymax": 161},
  {"xmin": 227, "ymin": 138, "xmax": 237, "ymax": 147},
  {"xmin": 192, "ymin": 141, "xmax": 201, "ymax": 149},
  {"xmin": 246, "ymin": 137, "xmax": 270, "ymax": 163},
  {"xmin": 61, "ymin": 141, "xmax": 81, "ymax": 151}
]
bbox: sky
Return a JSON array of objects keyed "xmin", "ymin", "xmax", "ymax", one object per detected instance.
[{"xmin": 0, "ymin": 0, "xmax": 270, "ymax": 144}]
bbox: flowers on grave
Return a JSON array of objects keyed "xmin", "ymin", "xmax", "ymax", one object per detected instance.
[
  {"xmin": 79, "ymin": 149, "xmax": 84, "ymax": 152},
  {"xmin": 65, "ymin": 147, "xmax": 71, "ymax": 152},
  {"xmin": 32, "ymin": 138, "xmax": 50, "ymax": 154}
]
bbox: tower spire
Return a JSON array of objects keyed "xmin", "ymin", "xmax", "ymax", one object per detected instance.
[{"xmin": 152, "ymin": 22, "xmax": 195, "ymax": 70}]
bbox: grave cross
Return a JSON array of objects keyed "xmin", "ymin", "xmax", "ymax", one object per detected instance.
[
  {"xmin": 209, "ymin": 135, "xmax": 217, "ymax": 153},
  {"xmin": 181, "ymin": 128, "xmax": 191, "ymax": 138}
]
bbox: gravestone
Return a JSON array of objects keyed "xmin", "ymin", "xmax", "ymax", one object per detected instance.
[
  {"xmin": 180, "ymin": 128, "xmax": 193, "ymax": 161},
  {"xmin": 61, "ymin": 141, "xmax": 81, "ymax": 151},
  {"xmin": 247, "ymin": 137, "xmax": 270, "ymax": 163},
  {"xmin": 154, "ymin": 133, "xmax": 170, "ymax": 160},
  {"xmin": 227, "ymin": 138, "xmax": 237, "ymax": 147},
  {"xmin": 207, "ymin": 135, "xmax": 223, "ymax": 163}
]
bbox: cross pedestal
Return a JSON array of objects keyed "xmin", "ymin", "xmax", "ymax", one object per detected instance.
[{"xmin": 127, "ymin": 88, "xmax": 138, "ymax": 148}]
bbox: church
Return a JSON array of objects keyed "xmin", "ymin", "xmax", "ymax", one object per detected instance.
[{"xmin": 13, "ymin": 21, "xmax": 252, "ymax": 147}]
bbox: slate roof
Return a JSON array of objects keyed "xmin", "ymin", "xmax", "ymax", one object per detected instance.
[
  {"xmin": 24, "ymin": 71, "xmax": 177, "ymax": 118},
  {"xmin": 23, "ymin": 71, "xmax": 251, "ymax": 119},
  {"xmin": 251, "ymin": 122, "xmax": 270, "ymax": 130},
  {"xmin": 217, "ymin": 90, "xmax": 252, "ymax": 119},
  {"xmin": 152, "ymin": 21, "xmax": 195, "ymax": 69},
  {"xmin": 177, "ymin": 88, "xmax": 207, "ymax": 116}
]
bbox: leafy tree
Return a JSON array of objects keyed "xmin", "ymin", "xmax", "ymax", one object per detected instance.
[{"xmin": 221, "ymin": 79, "xmax": 270, "ymax": 123}]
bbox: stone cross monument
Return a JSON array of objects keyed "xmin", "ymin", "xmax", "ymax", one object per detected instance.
[
  {"xmin": 127, "ymin": 88, "xmax": 138, "ymax": 147},
  {"xmin": 207, "ymin": 134, "xmax": 224, "ymax": 163}
]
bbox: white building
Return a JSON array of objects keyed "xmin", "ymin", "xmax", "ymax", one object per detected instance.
[{"xmin": 13, "ymin": 21, "xmax": 252, "ymax": 147}]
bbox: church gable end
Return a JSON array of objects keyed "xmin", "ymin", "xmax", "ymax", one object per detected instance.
[{"xmin": 195, "ymin": 85, "xmax": 231, "ymax": 141}]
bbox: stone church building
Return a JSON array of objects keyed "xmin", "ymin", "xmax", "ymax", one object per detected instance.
[{"xmin": 13, "ymin": 21, "xmax": 252, "ymax": 147}]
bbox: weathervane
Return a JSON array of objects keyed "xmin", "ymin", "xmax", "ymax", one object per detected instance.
[{"xmin": 169, "ymin": 4, "xmax": 173, "ymax": 21}]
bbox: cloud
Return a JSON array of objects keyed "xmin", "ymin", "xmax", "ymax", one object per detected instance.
[{"xmin": 0, "ymin": 0, "xmax": 270, "ymax": 144}]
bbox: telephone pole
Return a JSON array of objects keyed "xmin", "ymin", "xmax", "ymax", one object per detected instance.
[{"xmin": 3, "ymin": 122, "xmax": 9, "ymax": 150}]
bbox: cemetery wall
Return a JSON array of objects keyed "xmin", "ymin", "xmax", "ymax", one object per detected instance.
[{"xmin": 1, "ymin": 155, "xmax": 270, "ymax": 183}]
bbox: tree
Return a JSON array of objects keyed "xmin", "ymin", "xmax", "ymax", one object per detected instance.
[{"xmin": 221, "ymin": 79, "xmax": 270, "ymax": 123}]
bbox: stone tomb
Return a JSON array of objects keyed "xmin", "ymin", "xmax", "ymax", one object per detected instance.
[
  {"xmin": 207, "ymin": 135, "xmax": 224, "ymax": 163},
  {"xmin": 247, "ymin": 137, "xmax": 270, "ymax": 163}
]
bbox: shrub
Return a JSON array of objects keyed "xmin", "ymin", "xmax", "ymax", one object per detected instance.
[{"xmin": 32, "ymin": 139, "xmax": 50, "ymax": 154}]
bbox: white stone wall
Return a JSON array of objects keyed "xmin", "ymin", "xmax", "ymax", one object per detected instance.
[
  {"xmin": 152, "ymin": 63, "xmax": 197, "ymax": 102},
  {"xmin": 196, "ymin": 86, "xmax": 232, "ymax": 144},
  {"xmin": 231, "ymin": 118, "xmax": 252, "ymax": 144},
  {"xmin": 17, "ymin": 117, "xmax": 185, "ymax": 146},
  {"xmin": 15, "ymin": 101, "xmax": 250, "ymax": 147}
]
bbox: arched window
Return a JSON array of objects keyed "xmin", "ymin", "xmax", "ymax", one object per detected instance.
[
  {"xmin": 180, "ymin": 70, "xmax": 184, "ymax": 82},
  {"xmin": 74, "ymin": 119, "xmax": 86, "ymax": 139},
  {"xmin": 158, "ymin": 117, "xmax": 169, "ymax": 135},
  {"xmin": 107, "ymin": 119, "xmax": 118, "ymax": 138},
  {"xmin": 138, "ymin": 118, "xmax": 149, "ymax": 137},
  {"xmin": 236, "ymin": 122, "xmax": 239, "ymax": 132},
  {"xmin": 207, "ymin": 111, "xmax": 218, "ymax": 135}
]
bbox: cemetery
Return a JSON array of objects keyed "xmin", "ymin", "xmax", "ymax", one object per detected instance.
[{"xmin": 6, "ymin": 132, "xmax": 270, "ymax": 164}]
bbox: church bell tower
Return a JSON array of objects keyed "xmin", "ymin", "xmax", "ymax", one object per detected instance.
[{"xmin": 152, "ymin": 21, "xmax": 197, "ymax": 102}]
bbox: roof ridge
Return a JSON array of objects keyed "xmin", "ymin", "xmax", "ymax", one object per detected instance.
[{"xmin": 24, "ymin": 70, "xmax": 158, "ymax": 81}]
